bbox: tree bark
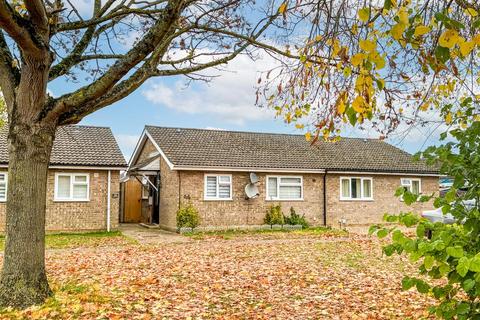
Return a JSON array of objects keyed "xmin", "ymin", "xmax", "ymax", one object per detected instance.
[
  {"xmin": 0, "ymin": 50, "xmax": 55, "ymax": 308},
  {"xmin": 0, "ymin": 121, "xmax": 56, "ymax": 308}
]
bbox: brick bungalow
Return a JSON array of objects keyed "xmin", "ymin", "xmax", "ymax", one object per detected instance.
[
  {"xmin": 123, "ymin": 126, "xmax": 439, "ymax": 230},
  {"xmin": 0, "ymin": 125, "xmax": 127, "ymax": 232}
]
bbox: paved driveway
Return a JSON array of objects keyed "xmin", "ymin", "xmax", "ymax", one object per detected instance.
[{"xmin": 118, "ymin": 223, "xmax": 190, "ymax": 244}]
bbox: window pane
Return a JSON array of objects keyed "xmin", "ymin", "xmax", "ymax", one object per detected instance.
[
  {"xmin": 341, "ymin": 179, "xmax": 350, "ymax": 198},
  {"xmin": 73, "ymin": 184, "xmax": 88, "ymax": 199},
  {"xmin": 279, "ymin": 185, "xmax": 301, "ymax": 199},
  {"xmin": 363, "ymin": 179, "xmax": 372, "ymax": 198},
  {"xmin": 74, "ymin": 175, "xmax": 87, "ymax": 183},
  {"xmin": 268, "ymin": 177, "xmax": 277, "ymax": 198},
  {"xmin": 351, "ymin": 178, "xmax": 361, "ymax": 198},
  {"xmin": 218, "ymin": 176, "xmax": 230, "ymax": 183},
  {"xmin": 0, "ymin": 174, "xmax": 5, "ymax": 181},
  {"xmin": 206, "ymin": 176, "xmax": 217, "ymax": 197},
  {"xmin": 412, "ymin": 180, "xmax": 420, "ymax": 194},
  {"xmin": 280, "ymin": 177, "xmax": 301, "ymax": 184},
  {"xmin": 0, "ymin": 182, "xmax": 6, "ymax": 200},
  {"xmin": 218, "ymin": 184, "xmax": 231, "ymax": 198},
  {"xmin": 401, "ymin": 178, "xmax": 411, "ymax": 186},
  {"xmin": 57, "ymin": 176, "xmax": 71, "ymax": 198}
]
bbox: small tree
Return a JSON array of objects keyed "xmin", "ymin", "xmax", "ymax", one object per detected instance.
[
  {"xmin": 264, "ymin": 204, "xmax": 284, "ymax": 226},
  {"xmin": 176, "ymin": 204, "xmax": 200, "ymax": 230},
  {"xmin": 370, "ymin": 122, "xmax": 480, "ymax": 319}
]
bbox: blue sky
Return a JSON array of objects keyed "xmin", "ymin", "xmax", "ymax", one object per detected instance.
[{"xmin": 49, "ymin": 50, "xmax": 445, "ymax": 162}]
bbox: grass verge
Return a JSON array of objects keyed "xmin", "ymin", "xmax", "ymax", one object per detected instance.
[
  {"xmin": 0, "ymin": 231, "xmax": 127, "ymax": 250},
  {"xmin": 183, "ymin": 226, "xmax": 348, "ymax": 240}
]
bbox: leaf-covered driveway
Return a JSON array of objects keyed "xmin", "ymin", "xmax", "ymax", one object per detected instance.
[{"xmin": 1, "ymin": 233, "xmax": 434, "ymax": 319}]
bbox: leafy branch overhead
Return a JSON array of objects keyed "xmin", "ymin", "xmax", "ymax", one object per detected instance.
[
  {"xmin": 0, "ymin": 0, "xmax": 310, "ymax": 126},
  {"xmin": 262, "ymin": 0, "xmax": 480, "ymax": 142}
]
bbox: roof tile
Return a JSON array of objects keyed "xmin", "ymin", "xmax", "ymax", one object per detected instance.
[{"xmin": 145, "ymin": 126, "xmax": 438, "ymax": 174}]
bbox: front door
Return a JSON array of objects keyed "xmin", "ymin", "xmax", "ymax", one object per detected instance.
[{"xmin": 124, "ymin": 179, "xmax": 142, "ymax": 222}]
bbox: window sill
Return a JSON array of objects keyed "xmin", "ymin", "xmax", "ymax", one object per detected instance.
[
  {"xmin": 265, "ymin": 198, "xmax": 304, "ymax": 201},
  {"xmin": 339, "ymin": 198, "xmax": 374, "ymax": 202},
  {"xmin": 54, "ymin": 199, "xmax": 90, "ymax": 202}
]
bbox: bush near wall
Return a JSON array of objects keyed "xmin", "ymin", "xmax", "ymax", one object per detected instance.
[{"xmin": 176, "ymin": 203, "xmax": 200, "ymax": 229}]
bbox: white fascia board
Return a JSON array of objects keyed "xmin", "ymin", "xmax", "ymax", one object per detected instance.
[
  {"xmin": 127, "ymin": 128, "xmax": 148, "ymax": 168},
  {"xmin": 0, "ymin": 164, "xmax": 125, "ymax": 170},
  {"xmin": 327, "ymin": 170, "xmax": 443, "ymax": 177},
  {"xmin": 172, "ymin": 166, "xmax": 325, "ymax": 174},
  {"xmin": 144, "ymin": 130, "xmax": 174, "ymax": 170}
]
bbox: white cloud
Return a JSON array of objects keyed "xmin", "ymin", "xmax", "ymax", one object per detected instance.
[
  {"xmin": 115, "ymin": 134, "xmax": 140, "ymax": 160},
  {"xmin": 142, "ymin": 53, "xmax": 280, "ymax": 126},
  {"xmin": 205, "ymin": 127, "xmax": 226, "ymax": 131}
]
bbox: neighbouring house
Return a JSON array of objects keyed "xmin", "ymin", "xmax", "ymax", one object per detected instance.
[
  {"xmin": 123, "ymin": 126, "xmax": 440, "ymax": 231},
  {"xmin": 0, "ymin": 125, "xmax": 127, "ymax": 232}
]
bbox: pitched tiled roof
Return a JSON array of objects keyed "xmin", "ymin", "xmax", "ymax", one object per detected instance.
[
  {"xmin": 0, "ymin": 125, "xmax": 126, "ymax": 167},
  {"xmin": 145, "ymin": 126, "xmax": 438, "ymax": 174}
]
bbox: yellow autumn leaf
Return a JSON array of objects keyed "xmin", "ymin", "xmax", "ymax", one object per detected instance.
[
  {"xmin": 419, "ymin": 103, "xmax": 429, "ymax": 111},
  {"xmin": 397, "ymin": 7, "xmax": 409, "ymax": 25},
  {"xmin": 278, "ymin": 2, "xmax": 287, "ymax": 14},
  {"xmin": 305, "ymin": 132, "xmax": 312, "ymax": 141},
  {"xmin": 359, "ymin": 39, "xmax": 376, "ymax": 53},
  {"xmin": 337, "ymin": 99, "xmax": 346, "ymax": 114},
  {"xmin": 351, "ymin": 53, "xmax": 365, "ymax": 66},
  {"xmin": 445, "ymin": 112, "xmax": 453, "ymax": 124},
  {"xmin": 352, "ymin": 95, "xmax": 366, "ymax": 113},
  {"xmin": 438, "ymin": 29, "xmax": 459, "ymax": 49},
  {"xmin": 391, "ymin": 23, "xmax": 406, "ymax": 40},
  {"xmin": 414, "ymin": 25, "xmax": 430, "ymax": 37},
  {"xmin": 459, "ymin": 41, "xmax": 475, "ymax": 56},
  {"xmin": 358, "ymin": 8, "xmax": 370, "ymax": 22},
  {"xmin": 315, "ymin": 35, "xmax": 323, "ymax": 42},
  {"xmin": 370, "ymin": 52, "xmax": 385, "ymax": 70},
  {"xmin": 473, "ymin": 34, "xmax": 480, "ymax": 45},
  {"xmin": 295, "ymin": 123, "xmax": 304, "ymax": 129},
  {"xmin": 465, "ymin": 8, "xmax": 478, "ymax": 17}
]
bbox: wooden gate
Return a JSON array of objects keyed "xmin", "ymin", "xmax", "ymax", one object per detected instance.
[{"xmin": 123, "ymin": 178, "xmax": 142, "ymax": 223}]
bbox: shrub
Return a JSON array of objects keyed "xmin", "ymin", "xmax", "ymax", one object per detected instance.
[
  {"xmin": 264, "ymin": 204, "xmax": 284, "ymax": 226},
  {"xmin": 370, "ymin": 122, "xmax": 480, "ymax": 319},
  {"xmin": 176, "ymin": 203, "xmax": 200, "ymax": 229},
  {"xmin": 284, "ymin": 207, "xmax": 309, "ymax": 229}
]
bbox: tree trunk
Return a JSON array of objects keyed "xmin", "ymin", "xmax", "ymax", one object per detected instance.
[
  {"xmin": 0, "ymin": 122, "xmax": 56, "ymax": 308},
  {"xmin": 0, "ymin": 50, "xmax": 55, "ymax": 308}
]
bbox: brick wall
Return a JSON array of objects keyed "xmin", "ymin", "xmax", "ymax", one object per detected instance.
[
  {"xmin": 172, "ymin": 171, "xmax": 324, "ymax": 229},
  {"xmin": 325, "ymin": 173, "xmax": 438, "ymax": 227},
  {"xmin": 0, "ymin": 169, "xmax": 121, "ymax": 232},
  {"xmin": 158, "ymin": 169, "xmax": 438, "ymax": 229}
]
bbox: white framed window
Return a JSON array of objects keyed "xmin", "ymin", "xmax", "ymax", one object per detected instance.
[
  {"xmin": 340, "ymin": 177, "xmax": 373, "ymax": 201},
  {"xmin": 401, "ymin": 178, "xmax": 421, "ymax": 195},
  {"xmin": 54, "ymin": 173, "xmax": 90, "ymax": 201},
  {"xmin": 142, "ymin": 185, "xmax": 149, "ymax": 199},
  {"xmin": 204, "ymin": 174, "xmax": 232, "ymax": 200},
  {"xmin": 266, "ymin": 176, "xmax": 303, "ymax": 201},
  {"xmin": 0, "ymin": 172, "xmax": 7, "ymax": 202}
]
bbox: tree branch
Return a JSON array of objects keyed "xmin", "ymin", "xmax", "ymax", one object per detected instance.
[
  {"xmin": 0, "ymin": 0, "xmax": 44, "ymax": 55},
  {"xmin": 44, "ymin": 0, "xmax": 187, "ymax": 123},
  {"xmin": 49, "ymin": 0, "xmax": 102, "ymax": 81},
  {"xmin": 0, "ymin": 31, "xmax": 19, "ymax": 111}
]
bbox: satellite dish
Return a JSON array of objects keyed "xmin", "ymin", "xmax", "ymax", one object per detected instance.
[
  {"xmin": 245, "ymin": 183, "xmax": 259, "ymax": 199},
  {"xmin": 249, "ymin": 172, "xmax": 259, "ymax": 184}
]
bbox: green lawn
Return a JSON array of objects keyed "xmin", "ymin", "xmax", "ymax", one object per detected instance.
[
  {"xmin": 183, "ymin": 226, "xmax": 349, "ymax": 240},
  {"xmin": 0, "ymin": 231, "xmax": 130, "ymax": 250}
]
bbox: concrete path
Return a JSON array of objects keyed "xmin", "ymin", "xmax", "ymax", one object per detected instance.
[{"xmin": 118, "ymin": 223, "xmax": 190, "ymax": 244}]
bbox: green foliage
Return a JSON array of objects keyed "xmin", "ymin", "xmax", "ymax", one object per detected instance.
[
  {"xmin": 370, "ymin": 123, "xmax": 480, "ymax": 319},
  {"xmin": 284, "ymin": 207, "xmax": 309, "ymax": 229},
  {"xmin": 176, "ymin": 203, "xmax": 200, "ymax": 229},
  {"xmin": 264, "ymin": 204, "xmax": 285, "ymax": 226}
]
